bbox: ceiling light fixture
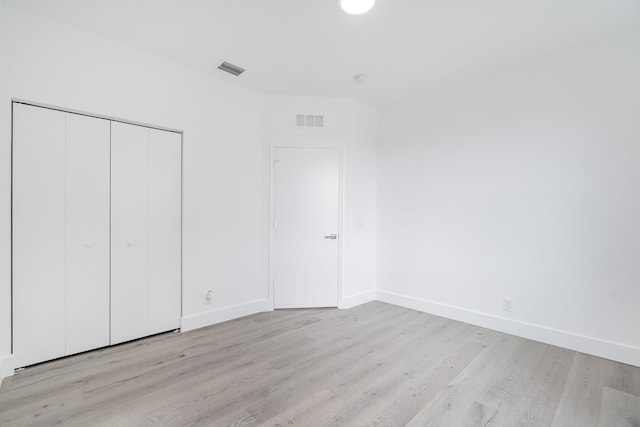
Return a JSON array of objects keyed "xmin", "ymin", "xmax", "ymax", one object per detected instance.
[{"xmin": 341, "ymin": 0, "xmax": 375, "ymax": 15}]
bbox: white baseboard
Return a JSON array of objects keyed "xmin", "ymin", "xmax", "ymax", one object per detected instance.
[
  {"xmin": 340, "ymin": 290, "xmax": 376, "ymax": 309},
  {"xmin": 180, "ymin": 299, "xmax": 269, "ymax": 332},
  {"xmin": 376, "ymin": 290, "xmax": 640, "ymax": 368},
  {"xmin": 0, "ymin": 355, "xmax": 15, "ymax": 385}
]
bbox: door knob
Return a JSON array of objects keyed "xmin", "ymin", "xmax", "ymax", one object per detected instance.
[
  {"xmin": 324, "ymin": 234, "xmax": 338, "ymax": 240},
  {"xmin": 127, "ymin": 240, "xmax": 135, "ymax": 247},
  {"xmin": 83, "ymin": 241, "xmax": 93, "ymax": 248}
]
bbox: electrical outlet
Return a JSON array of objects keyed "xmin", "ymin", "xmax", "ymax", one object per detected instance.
[
  {"xmin": 205, "ymin": 289, "xmax": 213, "ymax": 305},
  {"xmin": 503, "ymin": 298, "xmax": 513, "ymax": 313}
]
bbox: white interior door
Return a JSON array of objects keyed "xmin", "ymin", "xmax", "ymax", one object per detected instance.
[
  {"xmin": 272, "ymin": 147, "xmax": 340, "ymax": 308},
  {"xmin": 148, "ymin": 128, "xmax": 182, "ymax": 334},
  {"xmin": 65, "ymin": 113, "xmax": 111, "ymax": 355},
  {"xmin": 110, "ymin": 122, "xmax": 149, "ymax": 344},
  {"xmin": 13, "ymin": 104, "xmax": 67, "ymax": 367}
]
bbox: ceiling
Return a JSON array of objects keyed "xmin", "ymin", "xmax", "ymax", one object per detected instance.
[{"xmin": 9, "ymin": 0, "xmax": 640, "ymax": 107}]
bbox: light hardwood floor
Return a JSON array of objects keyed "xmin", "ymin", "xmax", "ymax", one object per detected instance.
[{"xmin": 1, "ymin": 301, "xmax": 639, "ymax": 426}]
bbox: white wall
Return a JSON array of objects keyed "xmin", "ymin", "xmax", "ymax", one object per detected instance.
[
  {"xmin": 0, "ymin": 0, "xmax": 9, "ymax": 381},
  {"xmin": 264, "ymin": 96, "xmax": 378, "ymax": 307},
  {"xmin": 377, "ymin": 31, "xmax": 640, "ymax": 366},
  {"xmin": 0, "ymin": 4, "xmax": 269, "ymax": 368},
  {"xmin": 4, "ymin": 0, "xmax": 638, "ymax": 379}
]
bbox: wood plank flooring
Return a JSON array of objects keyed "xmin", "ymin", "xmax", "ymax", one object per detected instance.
[{"xmin": 1, "ymin": 301, "xmax": 639, "ymax": 426}]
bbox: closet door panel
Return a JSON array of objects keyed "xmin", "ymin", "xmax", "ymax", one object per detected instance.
[
  {"xmin": 111, "ymin": 122, "xmax": 149, "ymax": 344},
  {"xmin": 65, "ymin": 113, "xmax": 111, "ymax": 355},
  {"xmin": 148, "ymin": 129, "xmax": 182, "ymax": 334},
  {"xmin": 12, "ymin": 104, "xmax": 66, "ymax": 367}
]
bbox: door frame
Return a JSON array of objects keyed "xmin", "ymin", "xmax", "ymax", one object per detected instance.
[{"xmin": 268, "ymin": 145, "xmax": 345, "ymax": 311}]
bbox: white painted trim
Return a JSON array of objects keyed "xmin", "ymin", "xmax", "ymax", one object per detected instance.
[
  {"xmin": 12, "ymin": 99, "xmax": 183, "ymax": 134},
  {"xmin": 376, "ymin": 290, "xmax": 640, "ymax": 368},
  {"xmin": 180, "ymin": 299, "xmax": 269, "ymax": 332},
  {"xmin": 0, "ymin": 355, "xmax": 15, "ymax": 384},
  {"xmin": 268, "ymin": 145, "xmax": 344, "ymax": 310},
  {"xmin": 337, "ymin": 148, "xmax": 345, "ymax": 309},
  {"xmin": 340, "ymin": 290, "xmax": 376, "ymax": 309},
  {"xmin": 268, "ymin": 146, "xmax": 276, "ymax": 310}
]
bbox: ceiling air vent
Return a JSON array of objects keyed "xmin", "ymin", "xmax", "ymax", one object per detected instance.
[
  {"xmin": 217, "ymin": 61, "xmax": 245, "ymax": 76},
  {"xmin": 295, "ymin": 114, "xmax": 325, "ymax": 129}
]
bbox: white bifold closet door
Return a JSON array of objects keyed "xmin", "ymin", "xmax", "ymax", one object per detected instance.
[
  {"xmin": 110, "ymin": 122, "xmax": 181, "ymax": 345},
  {"xmin": 13, "ymin": 104, "xmax": 110, "ymax": 367},
  {"xmin": 13, "ymin": 104, "xmax": 66, "ymax": 367},
  {"xmin": 65, "ymin": 113, "xmax": 111, "ymax": 355},
  {"xmin": 147, "ymin": 129, "xmax": 182, "ymax": 335}
]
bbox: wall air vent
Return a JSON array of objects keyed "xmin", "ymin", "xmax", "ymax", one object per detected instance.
[
  {"xmin": 295, "ymin": 114, "xmax": 325, "ymax": 129},
  {"xmin": 217, "ymin": 61, "xmax": 245, "ymax": 76}
]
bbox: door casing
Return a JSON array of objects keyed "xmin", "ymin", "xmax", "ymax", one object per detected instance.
[{"xmin": 268, "ymin": 145, "xmax": 344, "ymax": 310}]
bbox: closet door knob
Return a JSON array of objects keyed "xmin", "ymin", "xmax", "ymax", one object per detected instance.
[
  {"xmin": 83, "ymin": 241, "xmax": 93, "ymax": 248},
  {"xmin": 127, "ymin": 240, "xmax": 135, "ymax": 247}
]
